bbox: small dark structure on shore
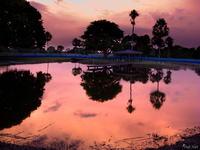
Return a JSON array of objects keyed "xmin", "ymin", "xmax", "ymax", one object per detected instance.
[{"xmin": 113, "ymin": 50, "xmax": 143, "ymax": 61}]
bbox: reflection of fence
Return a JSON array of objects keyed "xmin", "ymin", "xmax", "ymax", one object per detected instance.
[
  {"xmin": 87, "ymin": 63, "xmax": 132, "ymax": 71},
  {"xmin": 1, "ymin": 54, "xmax": 200, "ymax": 64}
]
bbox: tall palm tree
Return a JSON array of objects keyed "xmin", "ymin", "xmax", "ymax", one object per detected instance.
[
  {"xmin": 45, "ymin": 31, "xmax": 52, "ymax": 53},
  {"xmin": 152, "ymin": 18, "xmax": 169, "ymax": 62},
  {"xmin": 165, "ymin": 36, "xmax": 173, "ymax": 58},
  {"xmin": 129, "ymin": 10, "xmax": 139, "ymax": 50}
]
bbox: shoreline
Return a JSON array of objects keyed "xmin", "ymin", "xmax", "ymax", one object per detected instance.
[
  {"xmin": 0, "ymin": 133, "xmax": 199, "ymax": 150},
  {"xmin": 1, "ymin": 58, "xmax": 200, "ymax": 70}
]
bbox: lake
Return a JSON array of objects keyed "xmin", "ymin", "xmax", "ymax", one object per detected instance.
[{"xmin": 0, "ymin": 62, "xmax": 200, "ymax": 149}]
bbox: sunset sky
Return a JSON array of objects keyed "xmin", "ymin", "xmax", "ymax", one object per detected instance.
[{"xmin": 29, "ymin": 0, "xmax": 200, "ymax": 49}]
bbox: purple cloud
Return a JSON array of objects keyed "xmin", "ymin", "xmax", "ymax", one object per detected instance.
[{"xmin": 74, "ymin": 110, "xmax": 97, "ymax": 118}]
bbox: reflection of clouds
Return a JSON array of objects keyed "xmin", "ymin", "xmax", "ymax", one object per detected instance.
[
  {"xmin": 171, "ymin": 91, "xmax": 180, "ymax": 102},
  {"xmin": 175, "ymin": 91, "xmax": 180, "ymax": 96},
  {"xmin": 137, "ymin": 122, "xmax": 144, "ymax": 126},
  {"xmin": 171, "ymin": 98, "xmax": 179, "ymax": 102},
  {"xmin": 44, "ymin": 102, "xmax": 61, "ymax": 113},
  {"xmin": 184, "ymin": 87, "xmax": 190, "ymax": 91},
  {"xmin": 74, "ymin": 110, "xmax": 97, "ymax": 118}
]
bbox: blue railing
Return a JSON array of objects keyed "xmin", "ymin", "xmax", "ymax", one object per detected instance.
[{"xmin": 1, "ymin": 54, "xmax": 200, "ymax": 64}]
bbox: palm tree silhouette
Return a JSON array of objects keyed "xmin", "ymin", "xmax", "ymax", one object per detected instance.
[
  {"xmin": 129, "ymin": 9, "xmax": 139, "ymax": 50},
  {"xmin": 165, "ymin": 36, "xmax": 173, "ymax": 58},
  {"xmin": 45, "ymin": 31, "xmax": 52, "ymax": 53}
]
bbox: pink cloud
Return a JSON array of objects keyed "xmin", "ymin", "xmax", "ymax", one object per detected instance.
[{"xmin": 30, "ymin": 1, "xmax": 49, "ymax": 13}]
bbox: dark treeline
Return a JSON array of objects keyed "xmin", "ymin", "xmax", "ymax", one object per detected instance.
[
  {"xmin": 122, "ymin": 34, "xmax": 200, "ymax": 59},
  {"xmin": 1, "ymin": 1, "xmax": 200, "ymax": 60},
  {"xmin": 0, "ymin": 0, "xmax": 52, "ymax": 52}
]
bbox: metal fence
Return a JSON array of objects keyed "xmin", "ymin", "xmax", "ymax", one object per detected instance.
[{"xmin": 1, "ymin": 54, "xmax": 200, "ymax": 64}]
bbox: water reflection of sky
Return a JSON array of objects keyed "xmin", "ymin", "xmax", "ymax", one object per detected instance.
[{"xmin": 0, "ymin": 62, "xmax": 200, "ymax": 149}]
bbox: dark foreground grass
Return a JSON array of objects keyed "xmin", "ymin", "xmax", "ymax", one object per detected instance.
[{"xmin": 0, "ymin": 133, "xmax": 199, "ymax": 150}]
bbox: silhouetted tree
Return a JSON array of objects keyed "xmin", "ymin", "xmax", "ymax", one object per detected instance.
[
  {"xmin": 136, "ymin": 34, "xmax": 151, "ymax": 56},
  {"xmin": 47, "ymin": 46, "xmax": 56, "ymax": 53},
  {"xmin": 72, "ymin": 38, "xmax": 82, "ymax": 54},
  {"xmin": 57, "ymin": 45, "xmax": 64, "ymax": 53},
  {"xmin": 45, "ymin": 31, "xmax": 52, "ymax": 52},
  {"xmin": 165, "ymin": 36, "xmax": 173, "ymax": 58},
  {"xmin": 0, "ymin": 70, "xmax": 51, "ymax": 130},
  {"xmin": 80, "ymin": 68, "xmax": 122, "ymax": 102},
  {"xmin": 0, "ymin": 0, "xmax": 47, "ymax": 49},
  {"xmin": 129, "ymin": 9, "xmax": 139, "ymax": 50},
  {"xmin": 152, "ymin": 18, "xmax": 169, "ymax": 62},
  {"xmin": 193, "ymin": 46, "xmax": 200, "ymax": 59},
  {"xmin": 81, "ymin": 19, "xmax": 124, "ymax": 59},
  {"xmin": 122, "ymin": 35, "xmax": 132, "ymax": 50}
]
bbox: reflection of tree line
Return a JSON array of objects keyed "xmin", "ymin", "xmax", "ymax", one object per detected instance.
[
  {"xmin": 80, "ymin": 67, "xmax": 122, "ymax": 102},
  {"xmin": 72, "ymin": 63, "xmax": 82, "ymax": 76},
  {"xmin": 0, "ymin": 70, "xmax": 52, "ymax": 131},
  {"xmin": 78, "ymin": 65, "xmax": 174, "ymax": 113}
]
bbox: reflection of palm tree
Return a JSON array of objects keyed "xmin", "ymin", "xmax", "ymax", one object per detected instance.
[
  {"xmin": 129, "ymin": 9, "xmax": 139, "ymax": 50},
  {"xmin": 150, "ymin": 69, "xmax": 166, "ymax": 109},
  {"xmin": 72, "ymin": 63, "xmax": 82, "ymax": 76},
  {"xmin": 127, "ymin": 102, "xmax": 135, "ymax": 113},
  {"xmin": 150, "ymin": 91, "xmax": 166, "ymax": 109},
  {"xmin": 126, "ymin": 76, "xmax": 135, "ymax": 113},
  {"xmin": 164, "ymin": 70, "xmax": 172, "ymax": 84}
]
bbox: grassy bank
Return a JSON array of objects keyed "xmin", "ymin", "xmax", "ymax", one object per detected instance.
[
  {"xmin": 1, "ymin": 55, "xmax": 200, "ymax": 70},
  {"xmin": 0, "ymin": 56, "xmax": 71, "ymax": 66}
]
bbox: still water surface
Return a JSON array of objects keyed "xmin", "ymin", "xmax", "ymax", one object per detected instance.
[{"xmin": 0, "ymin": 62, "xmax": 200, "ymax": 149}]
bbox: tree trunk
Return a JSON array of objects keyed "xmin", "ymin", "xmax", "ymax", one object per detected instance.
[
  {"xmin": 158, "ymin": 39, "xmax": 161, "ymax": 63},
  {"xmin": 103, "ymin": 50, "xmax": 107, "ymax": 60},
  {"xmin": 167, "ymin": 47, "xmax": 170, "ymax": 58},
  {"xmin": 131, "ymin": 24, "xmax": 135, "ymax": 50}
]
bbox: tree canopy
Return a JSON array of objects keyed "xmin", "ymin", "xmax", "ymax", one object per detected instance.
[
  {"xmin": 129, "ymin": 10, "xmax": 139, "ymax": 25},
  {"xmin": 80, "ymin": 68, "xmax": 122, "ymax": 102},
  {"xmin": 81, "ymin": 19, "xmax": 124, "ymax": 59},
  {"xmin": 0, "ymin": 0, "xmax": 48, "ymax": 49},
  {"xmin": 152, "ymin": 18, "xmax": 169, "ymax": 62}
]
